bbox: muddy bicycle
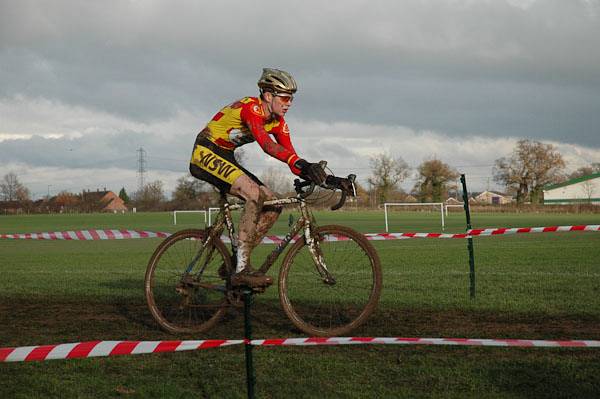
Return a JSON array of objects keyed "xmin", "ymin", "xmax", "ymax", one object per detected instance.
[{"xmin": 144, "ymin": 166, "xmax": 382, "ymax": 336}]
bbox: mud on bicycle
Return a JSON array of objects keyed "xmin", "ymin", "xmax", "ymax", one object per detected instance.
[{"xmin": 145, "ymin": 164, "xmax": 382, "ymax": 336}]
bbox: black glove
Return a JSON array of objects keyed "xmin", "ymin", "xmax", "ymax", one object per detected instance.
[{"xmin": 295, "ymin": 159, "xmax": 327, "ymax": 185}]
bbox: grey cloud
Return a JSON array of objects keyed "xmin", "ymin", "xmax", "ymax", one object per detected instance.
[
  {"xmin": 0, "ymin": 131, "xmax": 193, "ymax": 173},
  {"xmin": 1, "ymin": 0, "xmax": 599, "ymax": 149}
]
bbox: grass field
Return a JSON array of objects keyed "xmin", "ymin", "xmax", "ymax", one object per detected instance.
[{"xmin": 1, "ymin": 209, "xmax": 599, "ymax": 398}]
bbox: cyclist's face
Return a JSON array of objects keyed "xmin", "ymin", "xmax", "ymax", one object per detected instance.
[{"xmin": 268, "ymin": 93, "xmax": 293, "ymax": 117}]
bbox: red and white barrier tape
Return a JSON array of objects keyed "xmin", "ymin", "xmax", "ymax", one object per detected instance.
[
  {"xmin": 0, "ymin": 229, "xmax": 170, "ymax": 241},
  {"xmin": 2, "ymin": 336, "xmax": 599, "ymax": 362},
  {"xmin": 1, "ymin": 225, "xmax": 598, "ymax": 242},
  {"xmin": 0, "ymin": 339, "xmax": 243, "ymax": 362},
  {"xmin": 251, "ymin": 337, "xmax": 600, "ymax": 348},
  {"xmin": 467, "ymin": 224, "xmax": 600, "ymax": 236}
]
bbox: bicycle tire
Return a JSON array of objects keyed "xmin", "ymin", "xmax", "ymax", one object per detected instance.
[
  {"xmin": 145, "ymin": 229, "xmax": 232, "ymax": 334},
  {"xmin": 279, "ymin": 225, "xmax": 382, "ymax": 336}
]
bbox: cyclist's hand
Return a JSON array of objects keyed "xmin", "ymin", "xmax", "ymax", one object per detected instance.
[{"xmin": 295, "ymin": 159, "xmax": 327, "ymax": 185}]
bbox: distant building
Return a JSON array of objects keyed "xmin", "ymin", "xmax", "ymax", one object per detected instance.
[
  {"xmin": 445, "ymin": 197, "xmax": 462, "ymax": 205},
  {"xmin": 475, "ymin": 191, "xmax": 513, "ymax": 205},
  {"xmin": 0, "ymin": 200, "xmax": 29, "ymax": 214},
  {"xmin": 81, "ymin": 189, "xmax": 128, "ymax": 212},
  {"xmin": 543, "ymin": 173, "xmax": 600, "ymax": 205}
]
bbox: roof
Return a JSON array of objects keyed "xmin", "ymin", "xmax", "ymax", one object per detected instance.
[
  {"xmin": 475, "ymin": 190, "xmax": 510, "ymax": 197},
  {"xmin": 544, "ymin": 172, "xmax": 600, "ymax": 191},
  {"xmin": 81, "ymin": 190, "xmax": 111, "ymax": 201}
]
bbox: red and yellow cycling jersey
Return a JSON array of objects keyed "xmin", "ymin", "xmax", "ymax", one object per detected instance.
[{"xmin": 200, "ymin": 97, "xmax": 301, "ymax": 175}]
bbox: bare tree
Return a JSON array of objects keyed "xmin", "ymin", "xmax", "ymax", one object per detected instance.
[
  {"xmin": 569, "ymin": 163, "xmax": 600, "ymax": 179},
  {"xmin": 260, "ymin": 167, "xmax": 293, "ymax": 195},
  {"xmin": 367, "ymin": 152, "xmax": 410, "ymax": 204},
  {"xmin": 134, "ymin": 180, "xmax": 166, "ymax": 210},
  {"xmin": 413, "ymin": 159, "xmax": 459, "ymax": 202},
  {"xmin": 172, "ymin": 175, "xmax": 206, "ymax": 202},
  {"xmin": 581, "ymin": 180, "xmax": 595, "ymax": 203},
  {"xmin": 1, "ymin": 172, "xmax": 30, "ymax": 201},
  {"xmin": 493, "ymin": 140, "xmax": 565, "ymax": 204},
  {"xmin": 169, "ymin": 174, "xmax": 210, "ymax": 209},
  {"xmin": 54, "ymin": 191, "xmax": 79, "ymax": 212}
]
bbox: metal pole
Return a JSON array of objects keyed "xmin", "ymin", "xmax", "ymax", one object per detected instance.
[
  {"xmin": 384, "ymin": 203, "xmax": 389, "ymax": 232},
  {"xmin": 440, "ymin": 203, "xmax": 445, "ymax": 230},
  {"xmin": 243, "ymin": 290, "xmax": 256, "ymax": 399},
  {"xmin": 460, "ymin": 174, "xmax": 476, "ymax": 299}
]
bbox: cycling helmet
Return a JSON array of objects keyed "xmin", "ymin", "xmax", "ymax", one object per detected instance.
[{"xmin": 258, "ymin": 68, "xmax": 297, "ymax": 95}]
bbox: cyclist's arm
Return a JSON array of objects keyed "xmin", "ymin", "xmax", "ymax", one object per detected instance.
[
  {"xmin": 271, "ymin": 122, "xmax": 302, "ymax": 175},
  {"xmin": 241, "ymin": 109, "xmax": 302, "ymax": 175}
]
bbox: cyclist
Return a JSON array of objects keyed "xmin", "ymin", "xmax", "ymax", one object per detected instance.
[{"xmin": 189, "ymin": 68, "xmax": 326, "ymax": 288}]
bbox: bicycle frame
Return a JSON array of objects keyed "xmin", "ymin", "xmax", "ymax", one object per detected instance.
[{"xmin": 205, "ymin": 195, "xmax": 330, "ymax": 279}]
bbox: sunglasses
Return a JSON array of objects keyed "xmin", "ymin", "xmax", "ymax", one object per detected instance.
[{"xmin": 273, "ymin": 93, "xmax": 294, "ymax": 104}]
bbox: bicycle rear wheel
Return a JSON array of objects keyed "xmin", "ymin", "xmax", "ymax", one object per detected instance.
[
  {"xmin": 145, "ymin": 229, "xmax": 232, "ymax": 334},
  {"xmin": 279, "ymin": 225, "xmax": 382, "ymax": 336}
]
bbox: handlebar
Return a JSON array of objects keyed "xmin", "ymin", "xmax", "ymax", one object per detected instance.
[
  {"xmin": 293, "ymin": 161, "xmax": 357, "ymax": 211},
  {"xmin": 329, "ymin": 174, "xmax": 356, "ymax": 210}
]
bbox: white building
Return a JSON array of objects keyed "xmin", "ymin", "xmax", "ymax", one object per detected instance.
[
  {"xmin": 475, "ymin": 191, "xmax": 513, "ymax": 205},
  {"xmin": 543, "ymin": 173, "xmax": 600, "ymax": 205}
]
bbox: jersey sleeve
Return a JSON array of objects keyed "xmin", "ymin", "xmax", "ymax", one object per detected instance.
[
  {"xmin": 240, "ymin": 103, "xmax": 302, "ymax": 175},
  {"xmin": 271, "ymin": 120, "xmax": 302, "ymax": 175}
]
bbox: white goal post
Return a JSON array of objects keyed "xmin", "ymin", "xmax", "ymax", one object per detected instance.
[
  {"xmin": 173, "ymin": 210, "xmax": 207, "ymax": 225},
  {"xmin": 444, "ymin": 204, "xmax": 465, "ymax": 216},
  {"xmin": 207, "ymin": 207, "xmax": 220, "ymax": 226},
  {"xmin": 384, "ymin": 202, "xmax": 445, "ymax": 232}
]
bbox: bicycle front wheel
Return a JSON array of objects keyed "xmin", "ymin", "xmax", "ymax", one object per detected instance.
[
  {"xmin": 279, "ymin": 225, "xmax": 382, "ymax": 336},
  {"xmin": 145, "ymin": 229, "xmax": 232, "ymax": 334}
]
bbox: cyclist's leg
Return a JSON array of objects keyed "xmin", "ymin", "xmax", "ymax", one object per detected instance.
[
  {"xmin": 251, "ymin": 185, "xmax": 282, "ymax": 247},
  {"xmin": 230, "ymin": 174, "xmax": 264, "ymax": 272}
]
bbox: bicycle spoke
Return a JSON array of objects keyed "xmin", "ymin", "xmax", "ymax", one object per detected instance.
[
  {"xmin": 280, "ymin": 225, "xmax": 382, "ymax": 336},
  {"xmin": 145, "ymin": 229, "xmax": 232, "ymax": 334}
]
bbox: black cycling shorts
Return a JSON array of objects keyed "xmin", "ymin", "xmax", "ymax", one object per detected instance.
[{"xmin": 189, "ymin": 137, "xmax": 263, "ymax": 193}]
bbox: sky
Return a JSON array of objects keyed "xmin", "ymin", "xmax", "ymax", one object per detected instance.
[{"xmin": 1, "ymin": 0, "xmax": 599, "ymax": 199}]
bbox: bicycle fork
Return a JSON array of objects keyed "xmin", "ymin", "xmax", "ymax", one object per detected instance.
[{"xmin": 301, "ymin": 206, "xmax": 336, "ymax": 286}]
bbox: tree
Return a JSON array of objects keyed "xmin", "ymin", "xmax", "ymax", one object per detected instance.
[
  {"xmin": 1, "ymin": 172, "xmax": 30, "ymax": 201},
  {"xmin": 54, "ymin": 191, "xmax": 79, "ymax": 211},
  {"xmin": 493, "ymin": 140, "xmax": 565, "ymax": 204},
  {"xmin": 569, "ymin": 163, "xmax": 600, "ymax": 179},
  {"xmin": 134, "ymin": 180, "xmax": 166, "ymax": 210},
  {"xmin": 260, "ymin": 167, "xmax": 293, "ymax": 195},
  {"xmin": 172, "ymin": 175, "xmax": 206, "ymax": 202},
  {"xmin": 413, "ymin": 159, "xmax": 459, "ymax": 202},
  {"xmin": 581, "ymin": 180, "xmax": 595, "ymax": 203},
  {"xmin": 118, "ymin": 187, "xmax": 130, "ymax": 204},
  {"xmin": 367, "ymin": 153, "xmax": 410, "ymax": 204}
]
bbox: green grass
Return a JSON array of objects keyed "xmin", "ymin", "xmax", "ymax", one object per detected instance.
[{"xmin": 1, "ymin": 210, "xmax": 600, "ymax": 398}]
